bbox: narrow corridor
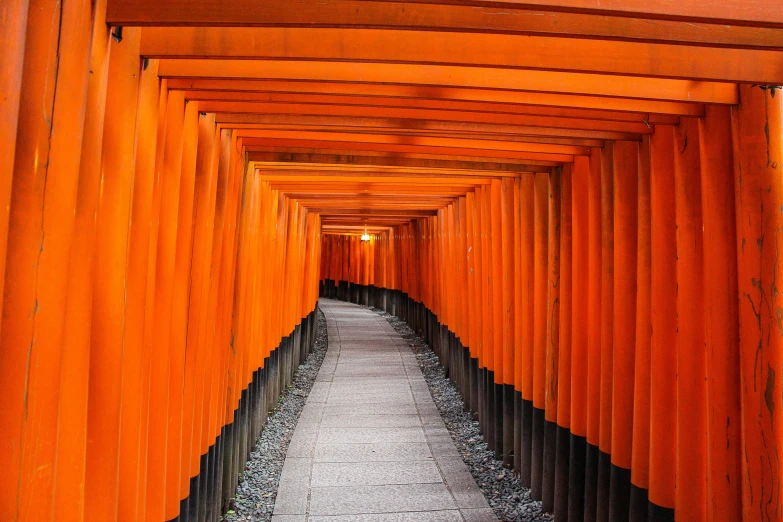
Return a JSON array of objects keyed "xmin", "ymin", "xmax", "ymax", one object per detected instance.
[{"xmin": 272, "ymin": 299, "xmax": 496, "ymax": 521}]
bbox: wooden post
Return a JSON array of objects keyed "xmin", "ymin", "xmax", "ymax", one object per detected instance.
[
  {"xmin": 732, "ymin": 83, "xmax": 783, "ymax": 522},
  {"xmin": 648, "ymin": 125, "xmax": 678, "ymax": 520},
  {"xmin": 609, "ymin": 140, "xmax": 639, "ymax": 522},
  {"xmin": 698, "ymin": 105, "xmax": 743, "ymax": 522}
]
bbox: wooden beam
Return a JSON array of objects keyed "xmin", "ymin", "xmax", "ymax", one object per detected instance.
[
  {"xmin": 158, "ymin": 60, "xmax": 737, "ymax": 104},
  {"xmin": 214, "ymin": 114, "xmax": 635, "ymax": 142},
  {"xmin": 241, "ymin": 136, "xmax": 574, "ymax": 163},
  {"xmin": 257, "ymin": 175, "xmax": 492, "ymax": 185},
  {"xmin": 204, "ymin": 102, "xmax": 655, "ymax": 134},
  {"xmin": 167, "ymin": 79, "xmax": 704, "ymax": 116},
  {"xmin": 143, "ymin": 27, "xmax": 783, "ymax": 83},
  {"xmin": 235, "ymin": 128, "xmax": 588, "ymax": 155},
  {"xmin": 247, "ymin": 150, "xmax": 557, "ymax": 171},
  {"xmin": 187, "ymin": 90, "xmax": 681, "ymax": 124},
  {"xmin": 109, "ymin": 0, "xmax": 783, "ymax": 43},
  {"xmin": 310, "ymin": 209, "xmax": 438, "ymax": 217}
]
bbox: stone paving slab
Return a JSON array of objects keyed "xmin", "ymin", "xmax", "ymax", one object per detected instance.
[{"xmin": 273, "ymin": 298, "xmax": 497, "ymax": 522}]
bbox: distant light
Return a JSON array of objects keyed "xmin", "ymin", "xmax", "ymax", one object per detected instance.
[{"xmin": 360, "ymin": 233, "xmax": 371, "ymax": 242}]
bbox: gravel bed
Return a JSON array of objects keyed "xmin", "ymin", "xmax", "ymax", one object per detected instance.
[
  {"xmin": 370, "ymin": 307, "xmax": 553, "ymax": 522},
  {"xmin": 223, "ymin": 309, "xmax": 328, "ymax": 522}
]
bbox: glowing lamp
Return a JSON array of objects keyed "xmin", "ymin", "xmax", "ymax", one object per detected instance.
[{"xmin": 360, "ymin": 233, "xmax": 371, "ymax": 242}]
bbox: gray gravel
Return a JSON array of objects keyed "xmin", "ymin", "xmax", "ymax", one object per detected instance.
[
  {"xmin": 223, "ymin": 309, "xmax": 328, "ymax": 522},
  {"xmin": 370, "ymin": 307, "xmax": 553, "ymax": 522}
]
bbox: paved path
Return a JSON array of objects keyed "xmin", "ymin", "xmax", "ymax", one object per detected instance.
[{"xmin": 272, "ymin": 299, "xmax": 497, "ymax": 522}]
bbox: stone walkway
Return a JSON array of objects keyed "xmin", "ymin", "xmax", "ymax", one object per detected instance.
[{"xmin": 272, "ymin": 299, "xmax": 497, "ymax": 522}]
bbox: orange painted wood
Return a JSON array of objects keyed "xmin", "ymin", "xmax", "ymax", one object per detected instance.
[
  {"xmin": 533, "ymin": 172, "xmax": 549, "ymax": 410},
  {"xmin": 732, "ymin": 84, "xmax": 783, "ymax": 522},
  {"xmin": 167, "ymin": 101, "xmax": 200, "ymax": 513},
  {"xmin": 513, "ymin": 179, "xmax": 524, "ymax": 393},
  {"xmin": 146, "ymin": 89, "xmax": 187, "ymax": 522},
  {"xmin": 170, "ymin": 78, "xmax": 706, "ymax": 117},
  {"xmin": 53, "ymin": 4, "xmax": 113, "ymax": 520},
  {"xmin": 490, "ymin": 180, "xmax": 503, "ymax": 380},
  {"xmin": 0, "ymin": 0, "xmax": 93, "ymax": 518},
  {"xmin": 117, "ymin": 57, "xmax": 162, "ymax": 522},
  {"xmin": 501, "ymin": 178, "xmax": 516, "ymax": 385},
  {"xmin": 598, "ymin": 144, "xmax": 614, "ymax": 458},
  {"xmin": 85, "ymin": 27, "xmax": 144, "ymax": 522},
  {"xmin": 185, "ymin": 88, "xmax": 678, "ymax": 126},
  {"xmin": 205, "ymin": 101, "xmax": 667, "ymax": 136},
  {"xmin": 570, "ymin": 156, "xmax": 590, "ymax": 438},
  {"xmin": 545, "ymin": 169, "xmax": 561, "ymax": 422},
  {"xmin": 698, "ymin": 105, "xmax": 743, "ymax": 522},
  {"xmin": 480, "ymin": 185, "xmax": 493, "ymax": 371},
  {"xmin": 469, "ymin": 192, "xmax": 484, "ymax": 362},
  {"xmin": 586, "ymin": 150, "xmax": 603, "ymax": 449},
  {"xmin": 519, "ymin": 175, "xmax": 535, "ymax": 400},
  {"xmin": 185, "ymin": 114, "xmax": 220, "ymax": 487},
  {"xmin": 630, "ymin": 136, "xmax": 652, "ymax": 491},
  {"xmin": 158, "ymin": 60, "xmax": 738, "ymax": 105},
  {"xmin": 648, "ymin": 125, "xmax": 678, "ymax": 511},
  {"xmin": 557, "ymin": 165, "xmax": 572, "ymax": 430},
  {"xmin": 0, "ymin": 0, "xmax": 29, "ymax": 363},
  {"xmin": 140, "ymin": 78, "xmax": 170, "ymax": 519},
  {"xmin": 143, "ymin": 27, "xmax": 783, "ymax": 83},
  {"xmin": 674, "ymin": 117, "xmax": 708, "ymax": 522},
  {"xmin": 109, "ymin": 0, "xmax": 783, "ymax": 28},
  {"xmin": 610, "ymin": 141, "xmax": 638, "ymax": 471}
]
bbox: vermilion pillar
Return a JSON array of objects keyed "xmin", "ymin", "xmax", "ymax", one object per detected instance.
[
  {"xmin": 698, "ymin": 105, "xmax": 742, "ymax": 522},
  {"xmin": 609, "ymin": 141, "xmax": 638, "ymax": 522},
  {"xmin": 630, "ymin": 136, "xmax": 652, "ymax": 521},
  {"xmin": 648, "ymin": 126, "xmax": 677, "ymax": 520},
  {"xmin": 674, "ymin": 117, "xmax": 707, "ymax": 522},
  {"xmin": 733, "ymin": 84, "xmax": 783, "ymax": 522}
]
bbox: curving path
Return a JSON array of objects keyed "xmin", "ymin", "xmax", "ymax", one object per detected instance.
[{"xmin": 272, "ymin": 299, "xmax": 497, "ymax": 522}]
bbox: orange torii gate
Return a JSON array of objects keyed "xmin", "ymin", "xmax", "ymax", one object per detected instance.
[{"xmin": 0, "ymin": 1, "xmax": 782, "ymax": 521}]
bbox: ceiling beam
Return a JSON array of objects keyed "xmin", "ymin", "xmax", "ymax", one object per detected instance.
[
  {"xmin": 143, "ymin": 27, "xmax": 783, "ymax": 83},
  {"xmin": 158, "ymin": 60, "xmax": 737, "ymax": 104},
  {"xmin": 167, "ymin": 79, "xmax": 704, "ymax": 116},
  {"xmin": 247, "ymin": 150, "xmax": 557, "ymax": 171},
  {"xmin": 185, "ymin": 90, "xmax": 682, "ymax": 124},
  {"xmin": 204, "ymin": 102, "xmax": 656, "ymax": 134},
  {"xmin": 108, "ymin": 0, "xmax": 783, "ymax": 40},
  {"xmin": 214, "ymin": 114, "xmax": 637, "ymax": 142},
  {"xmin": 241, "ymin": 137, "xmax": 574, "ymax": 163}
]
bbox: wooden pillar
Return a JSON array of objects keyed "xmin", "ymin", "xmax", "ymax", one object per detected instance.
[
  {"xmin": 166, "ymin": 100, "xmax": 201, "ymax": 519},
  {"xmin": 674, "ymin": 117, "xmax": 707, "ymax": 522},
  {"xmin": 543, "ymin": 168, "xmax": 562, "ymax": 512},
  {"xmin": 183, "ymin": 113, "xmax": 220, "ymax": 522},
  {"xmin": 648, "ymin": 125, "xmax": 678, "ymax": 520},
  {"xmin": 0, "ymin": 0, "xmax": 29, "ymax": 350},
  {"xmin": 85, "ymin": 27, "xmax": 144, "ymax": 522},
  {"xmin": 554, "ymin": 164, "xmax": 572, "ymax": 522},
  {"xmin": 501, "ymin": 178, "xmax": 516, "ymax": 468},
  {"xmin": 732, "ymin": 83, "xmax": 783, "ymax": 522},
  {"xmin": 0, "ymin": 0, "xmax": 94, "ymax": 519},
  {"xmin": 630, "ymin": 136, "xmax": 652, "ymax": 522},
  {"xmin": 698, "ymin": 105, "xmax": 743, "ymax": 522},
  {"xmin": 609, "ymin": 141, "xmax": 639, "ymax": 522},
  {"xmin": 532, "ymin": 171, "xmax": 549, "ymax": 499},
  {"xmin": 145, "ymin": 90, "xmax": 187, "ymax": 522},
  {"xmin": 116, "ymin": 58, "xmax": 163, "ymax": 522},
  {"xmin": 53, "ymin": 4, "xmax": 113, "ymax": 520},
  {"xmin": 585, "ymin": 149, "xmax": 603, "ymax": 522},
  {"xmin": 597, "ymin": 143, "xmax": 615, "ymax": 522},
  {"xmin": 519, "ymin": 174, "xmax": 535, "ymax": 489},
  {"xmin": 569, "ymin": 155, "xmax": 590, "ymax": 522}
]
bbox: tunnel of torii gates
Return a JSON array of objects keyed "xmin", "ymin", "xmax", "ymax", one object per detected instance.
[{"xmin": 3, "ymin": 1, "xmax": 783, "ymax": 522}]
